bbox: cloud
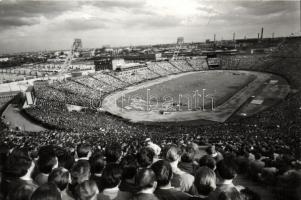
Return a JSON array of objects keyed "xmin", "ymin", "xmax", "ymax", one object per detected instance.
[
  {"xmin": 0, "ymin": 16, "xmax": 40, "ymax": 28},
  {"xmin": 51, "ymin": 17, "xmax": 108, "ymax": 31},
  {"xmin": 91, "ymin": 0, "xmax": 146, "ymax": 10},
  {"xmin": 124, "ymin": 15, "xmax": 182, "ymax": 29},
  {"xmin": 0, "ymin": 0, "xmax": 82, "ymax": 29},
  {"xmin": 0, "ymin": 0, "xmax": 299, "ymax": 53}
]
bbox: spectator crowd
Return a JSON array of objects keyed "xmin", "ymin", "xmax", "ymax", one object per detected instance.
[
  {"xmin": 0, "ymin": 41, "xmax": 301, "ymax": 200},
  {"xmin": 0, "ymin": 135, "xmax": 300, "ymax": 200}
]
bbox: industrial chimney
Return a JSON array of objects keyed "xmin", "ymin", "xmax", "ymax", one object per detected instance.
[{"xmin": 260, "ymin": 27, "xmax": 264, "ymax": 40}]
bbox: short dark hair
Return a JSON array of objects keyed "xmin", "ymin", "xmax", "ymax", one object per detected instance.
[
  {"xmin": 151, "ymin": 160, "xmax": 172, "ymax": 187},
  {"xmin": 77, "ymin": 144, "xmax": 91, "ymax": 158},
  {"xmin": 71, "ymin": 160, "xmax": 91, "ymax": 185},
  {"xmin": 137, "ymin": 148, "xmax": 155, "ymax": 168},
  {"xmin": 166, "ymin": 146, "xmax": 182, "ymax": 162},
  {"xmin": 101, "ymin": 163, "xmax": 122, "ymax": 189},
  {"xmin": 135, "ymin": 168, "xmax": 156, "ymax": 190},
  {"xmin": 74, "ymin": 180, "xmax": 99, "ymax": 200},
  {"xmin": 217, "ymin": 160, "xmax": 237, "ymax": 180},
  {"xmin": 4, "ymin": 148, "xmax": 32, "ymax": 178},
  {"xmin": 89, "ymin": 153, "xmax": 105, "ymax": 175},
  {"xmin": 55, "ymin": 148, "xmax": 75, "ymax": 171},
  {"xmin": 31, "ymin": 183, "xmax": 61, "ymax": 200},
  {"xmin": 120, "ymin": 155, "xmax": 138, "ymax": 180},
  {"xmin": 254, "ymin": 153, "xmax": 261, "ymax": 160},
  {"xmin": 199, "ymin": 155, "xmax": 216, "ymax": 170},
  {"xmin": 217, "ymin": 187, "xmax": 242, "ymax": 200},
  {"xmin": 181, "ymin": 145, "xmax": 195, "ymax": 163},
  {"xmin": 37, "ymin": 156, "xmax": 57, "ymax": 174},
  {"xmin": 8, "ymin": 183, "xmax": 37, "ymax": 200},
  {"xmin": 48, "ymin": 167, "xmax": 70, "ymax": 191},
  {"xmin": 206, "ymin": 145, "xmax": 216, "ymax": 155},
  {"xmin": 105, "ymin": 143, "xmax": 122, "ymax": 163},
  {"xmin": 240, "ymin": 187, "xmax": 261, "ymax": 200},
  {"xmin": 194, "ymin": 167, "xmax": 216, "ymax": 196},
  {"xmin": 0, "ymin": 143, "xmax": 9, "ymax": 166}
]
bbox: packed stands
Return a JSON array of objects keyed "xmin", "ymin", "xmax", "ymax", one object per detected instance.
[
  {"xmin": 147, "ymin": 62, "xmax": 171, "ymax": 76},
  {"xmin": 75, "ymin": 76, "xmax": 116, "ymax": 93},
  {"xmin": 170, "ymin": 60, "xmax": 195, "ymax": 72},
  {"xmin": 1, "ymin": 51, "xmax": 300, "ymax": 200},
  {"xmin": 156, "ymin": 61, "xmax": 181, "ymax": 74},
  {"xmin": 92, "ymin": 72, "xmax": 128, "ymax": 89},
  {"xmin": 1, "ymin": 90, "xmax": 301, "ymax": 199},
  {"xmin": 187, "ymin": 58, "xmax": 209, "ymax": 70}
]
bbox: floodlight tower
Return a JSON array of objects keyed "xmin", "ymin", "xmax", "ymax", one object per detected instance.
[
  {"xmin": 172, "ymin": 37, "xmax": 184, "ymax": 60},
  {"xmin": 62, "ymin": 38, "xmax": 82, "ymax": 71}
]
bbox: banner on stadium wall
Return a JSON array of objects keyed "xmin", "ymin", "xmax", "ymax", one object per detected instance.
[
  {"xmin": 251, "ymin": 99, "xmax": 264, "ymax": 105},
  {"xmin": 66, "ymin": 104, "xmax": 86, "ymax": 112}
]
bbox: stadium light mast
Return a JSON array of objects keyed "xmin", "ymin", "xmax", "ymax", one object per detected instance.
[
  {"xmin": 172, "ymin": 37, "xmax": 184, "ymax": 60},
  {"xmin": 62, "ymin": 38, "xmax": 82, "ymax": 72}
]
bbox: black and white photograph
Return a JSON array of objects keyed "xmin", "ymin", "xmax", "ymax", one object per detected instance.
[{"xmin": 0, "ymin": 0, "xmax": 300, "ymax": 199}]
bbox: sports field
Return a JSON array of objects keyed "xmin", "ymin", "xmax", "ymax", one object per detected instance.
[
  {"xmin": 116, "ymin": 71, "xmax": 256, "ymax": 111},
  {"xmin": 102, "ymin": 70, "xmax": 290, "ymax": 123}
]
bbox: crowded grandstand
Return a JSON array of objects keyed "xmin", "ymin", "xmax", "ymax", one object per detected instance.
[{"xmin": 0, "ymin": 35, "xmax": 300, "ymax": 200}]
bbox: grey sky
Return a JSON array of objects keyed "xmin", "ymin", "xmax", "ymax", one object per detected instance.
[{"xmin": 0, "ymin": 0, "xmax": 300, "ymax": 53}]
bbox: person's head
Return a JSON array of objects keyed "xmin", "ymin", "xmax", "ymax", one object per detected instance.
[
  {"xmin": 7, "ymin": 183, "xmax": 37, "ymax": 200},
  {"xmin": 77, "ymin": 144, "xmax": 92, "ymax": 159},
  {"xmin": 135, "ymin": 168, "xmax": 157, "ymax": 192},
  {"xmin": 37, "ymin": 155, "xmax": 58, "ymax": 174},
  {"xmin": 151, "ymin": 160, "xmax": 172, "ymax": 187},
  {"xmin": 5, "ymin": 148, "xmax": 34, "ymax": 178},
  {"xmin": 101, "ymin": 163, "xmax": 122, "ymax": 189},
  {"xmin": 217, "ymin": 160, "xmax": 237, "ymax": 181},
  {"xmin": 240, "ymin": 188, "xmax": 261, "ymax": 200},
  {"xmin": 89, "ymin": 153, "xmax": 105, "ymax": 175},
  {"xmin": 120, "ymin": 155, "xmax": 139, "ymax": 180},
  {"xmin": 0, "ymin": 143, "xmax": 9, "ymax": 166},
  {"xmin": 145, "ymin": 138, "xmax": 151, "ymax": 145},
  {"xmin": 137, "ymin": 148, "xmax": 155, "ymax": 168},
  {"xmin": 166, "ymin": 145, "xmax": 182, "ymax": 163},
  {"xmin": 55, "ymin": 148, "xmax": 75, "ymax": 171},
  {"xmin": 217, "ymin": 187, "xmax": 242, "ymax": 200},
  {"xmin": 199, "ymin": 155, "xmax": 217, "ymax": 170},
  {"xmin": 38, "ymin": 146, "xmax": 56, "ymax": 158},
  {"xmin": 48, "ymin": 167, "xmax": 70, "ymax": 191},
  {"xmin": 31, "ymin": 183, "xmax": 61, "ymax": 200},
  {"xmin": 194, "ymin": 167, "xmax": 216, "ymax": 196},
  {"xmin": 254, "ymin": 153, "xmax": 261, "ymax": 161},
  {"xmin": 206, "ymin": 145, "xmax": 217, "ymax": 157},
  {"xmin": 181, "ymin": 145, "xmax": 195, "ymax": 163},
  {"xmin": 71, "ymin": 160, "xmax": 91, "ymax": 185},
  {"xmin": 105, "ymin": 143, "xmax": 122, "ymax": 163},
  {"xmin": 74, "ymin": 180, "xmax": 99, "ymax": 200}
]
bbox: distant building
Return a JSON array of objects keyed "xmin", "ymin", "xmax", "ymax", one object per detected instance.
[
  {"xmin": 25, "ymin": 86, "xmax": 34, "ymax": 105},
  {"xmin": 94, "ymin": 58, "xmax": 113, "ymax": 71},
  {"xmin": 0, "ymin": 57, "xmax": 9, "ymax": 62}
]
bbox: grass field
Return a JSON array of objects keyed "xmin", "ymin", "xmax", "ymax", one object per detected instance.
[
  {"xmin": 103, "ymin": 70, "xmax": 289, "ymax": 123},
  {"xmin": 117, "ymin": 71, "xmax": 256, "ymax": 111}
]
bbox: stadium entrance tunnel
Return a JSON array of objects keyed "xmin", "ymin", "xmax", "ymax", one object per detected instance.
[{"xmin": 102, "ymin": 70, "xmax": 290, "ymax": 124}]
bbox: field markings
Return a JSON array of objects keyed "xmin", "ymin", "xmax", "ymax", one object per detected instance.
[{"xmin": 102, "ymin": 71, "xmax": 286, "ymax": 123}]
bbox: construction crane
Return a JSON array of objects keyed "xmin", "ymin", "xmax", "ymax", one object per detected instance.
[
  {"xmin": 61, "ymin": 39, "xmax": 82, "ymax": 72},
  {"xmin": 172, "ymin": 37, "xmax": 184, "ymax": 60}
]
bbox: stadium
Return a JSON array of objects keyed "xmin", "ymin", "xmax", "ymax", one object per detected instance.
[
  {"xmin": 0, "ymin": 37, "xmax": 300, "ymax": 200},
  {"xmin": 0, "ymin": 1, "xmax": 301, "ymax": 199}
]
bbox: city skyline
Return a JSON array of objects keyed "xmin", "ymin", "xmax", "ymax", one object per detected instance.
[{"xmin": 0, "ymin": 0, "xmax": 300, "ymax": 53}]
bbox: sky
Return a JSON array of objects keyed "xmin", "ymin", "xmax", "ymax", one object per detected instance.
[{"xmin": 0, "ymin": 0, "xmax": 300, "ymax": 53}]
